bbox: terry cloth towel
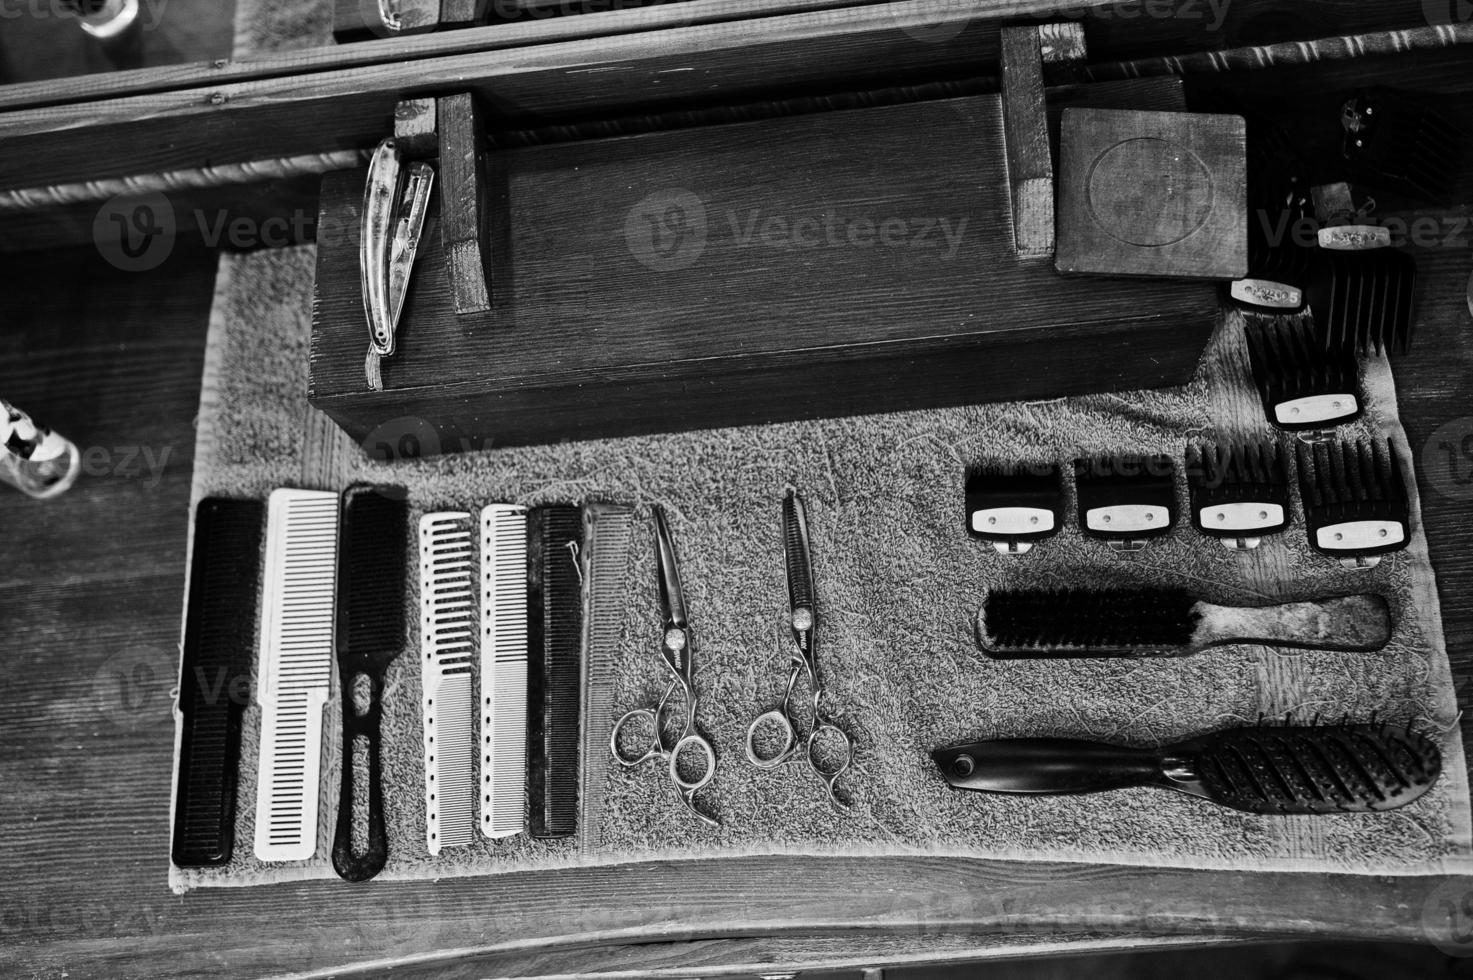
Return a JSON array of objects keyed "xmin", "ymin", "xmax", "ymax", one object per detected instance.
[{"xmin": 169, "ymin": 245, "xmax": 1472, "ymax": 893}]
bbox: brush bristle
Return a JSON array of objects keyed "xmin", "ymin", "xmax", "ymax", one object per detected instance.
[
  {"xmin": 338, "ymin": 485, "xmax": 408, "ymax": 669},
  {"xmin": 1189, "ymin": 723, "xmax": 1440, "ymax": 814},
  {"xmin": 1296, "ymin": 438, "xmax": 1410, "ymax": 530},
  {"xmin": 981, "ymin": 588, "xmax": 1197, "ymax": 655},
  {"xmin": 1244, "ymin": 319, "xmax": 1361, "ymax": 430}
]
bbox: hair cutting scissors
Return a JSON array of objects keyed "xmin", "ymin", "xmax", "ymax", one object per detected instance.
[
  {"xmin": 744, "ymin": 490, "xmax": 854, "ymax": 810},
  {"xmin": 609, "ymin": 506, "xmax": 719, "ymax": 827}
]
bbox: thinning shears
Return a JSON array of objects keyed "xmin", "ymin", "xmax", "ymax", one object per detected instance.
[
  {"xmin": 610, "ymin": 506, "xmax": 719, "ymax": 826},
  {"xmin": 744, "ymin": 491, "xmax": 854, "ymax": 810}
]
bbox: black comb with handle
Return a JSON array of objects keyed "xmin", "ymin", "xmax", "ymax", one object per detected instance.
[
  {"xmin": 526, "ymin": 505, "xmax": 585, "ymax": 838},
  {"xmin": 934, "ymin": 723, "xmax": 1440, "ymax": 815},
  {"xmin": 172, "ymin": 497, "xmax": 264, "ymax": 868},
  {"xmin": 331, "ymin": 483, "xmax": 408, "ymax": 882}
]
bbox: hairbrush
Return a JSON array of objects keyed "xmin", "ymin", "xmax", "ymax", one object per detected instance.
[
  {"xmin": 1296, "ymin": 438, "xmax": 1411, "ymax": 569},
  {"xmin": 976, "ymin": 587, "xmax": 1391, "ymax": 658},
  {"xmin": 1073, "ymin": 454, "xmax": 1176, "ymax": 552},
  {"xmin": 964, "ymin": 463, "xmax": 1064, "ymax": 555},
  {"xmin": 933, "ymin": 722, "xmax": 1440, "ymax": 815},
  {"xmin": 1244, "ymin": 318, "xmax": 1361, "ymax": 436},
  {"xmin": 1341, "ymin": 87, "xmax": 1463, "ymax": 205},
  {"xmin": 1231, "ymin": 118, "xmax": 1315, "ymax": 313},
  {"xmin": 1186, "ymin": 441, "xmax": 1291, "ymax": 550}
]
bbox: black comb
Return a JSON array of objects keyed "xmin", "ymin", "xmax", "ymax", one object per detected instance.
[
  {"xmin": 977, "ymin": 587, "xmax": 1390, "ymax": 658},
  {"xmin": 331, "ymin": 483, "xmax": 408, "ymax": 882},
  {"xmin": 526, "ymin": 505, "xmax": 584, "ymax": 839},
  {"xmin": 933, "ymin": 722, "xmax": 1440, "ymax": 815},
  {"xmin": 1232, "ymin": 118, "xmax": 1315, "ymax": 313},
  {"xmin": 1341, "ymin": 87, "xmax": 1464, "ymax": 205},
  {"xmin": 1244, "ymin": 318, "xmax": 1362, "ymax": 433},
  {"xmin": 172, "ymin": 497, "xmax": 264, "ymax": 868},
  {"xmin": 1305, "ymin": 245, "xmax": 1417, "ymax": 357},
  {"xmin": 1073, "ymin": 454, "xmax": 1176, "ymax": 551},
  {"xmin": 964, "ymin": 463, "xmax": 1064, "ymax": 554},
  {"xmin": 1186, "ymin": 441, "xmax": 1291, "ymax": 549},
  {"xmin": 1296, "ymin": 438, "xmax": 1411, "ymax": 568}
]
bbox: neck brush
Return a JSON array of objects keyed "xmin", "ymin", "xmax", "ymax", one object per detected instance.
[
  {"xmin": 977, "ymin": 587, "xmax": 1391, "ymax": 658},
  {"xmin": 934, "ymin": 722, "xmax": 1441, "ymax": 815}
]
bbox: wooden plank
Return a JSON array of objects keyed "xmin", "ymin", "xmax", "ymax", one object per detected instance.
[
  {"xmin": 1000, "ymin": 26, "xmax": 1053, "ymax": 257},
  {"xmin": 436, "ymin": 92, "xmax": 493, "ymax": 313},
  {"xmin": 395, "ymin": 97, "xmax": 440, "ymax": 159},
  {"xmin": 440, "ymin": 0, "xmax": 491, "ymax": 28}
]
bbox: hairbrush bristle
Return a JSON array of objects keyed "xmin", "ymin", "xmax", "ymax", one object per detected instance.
[
  {"xmin": 1244, "ymin": 319, "xmax": 1361, "ymax": 431},
  {"xmin": 1188, "ymin": 723, "xmax": 1440, "ymax": 814},
  {"xmin": 982, "ymin": 588, "xmax": 1196, "ymax": 654}
]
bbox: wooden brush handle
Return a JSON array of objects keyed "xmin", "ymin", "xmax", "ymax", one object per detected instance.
[{"xmin": 1198, "ymin": 593, "xmax": 1391, "ymax": 652}]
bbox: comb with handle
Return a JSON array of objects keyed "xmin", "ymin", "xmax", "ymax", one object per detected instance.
[
  {"xmin": 172, "ymin": 497, "xmax": 264, "ymax": 868},
  {"xmin": 253, "ymin": 488, "xmax": 340, "ymax": 862},
  {"xmin": 481, "ymin": 504, "xmax": 530, "ymax": 839},
  {"xmin": 527, "ymin": 505, "xmax": 585, "ymax": 838},
  {"xmin": 331, "ymin": 484, "xmax": 407, "ymax": 882}
]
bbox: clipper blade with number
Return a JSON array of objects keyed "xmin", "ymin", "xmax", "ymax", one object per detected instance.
[
  {"xmin": 1341, "ymin": 87, "xmax": 1464, "ymax": 205},
  {"xmin": 964, "ymin": 464, "xmax": 1064, "ymax": 555},
  {"xmin": 1074, "ymin": 454, "xmax": 1176, "ymax": 553},
  {"xmin": 1244, "ymin": 318, "xmax": 1362, "ymax": 436},
  {"xmin": 1296, "ymin": 438, "xmax": 1411, "ymax": 569},
  {"xmin": 1186, "ymin": 441, "xmax": 1291, "ymax": 550}
]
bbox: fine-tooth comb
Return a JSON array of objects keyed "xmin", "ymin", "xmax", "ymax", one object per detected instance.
[
  {"xmin": 253, "ymin": 488, "xmax": 339, "ymax": 862},
  {"xmin": 1073, "ymin": 454, "xmax": 1176, "ymax": 552},
  {"xmin": 1186, "ymin": 441, "xmax": 1291, "ymax": 551},
  {"xmin": 964, "ymin": 463, "xmax": 1064, "ymax": 555},
  {"xmin": 1296, "ymin": 437, "xmax": 1412, "ymax": 570},
  {"xmin": 1231, "ymin": 118, "xmax": 1314, "ymax": 313},
  {"xmin": 172, "ymin": 497, "xmax": 263, "ymax": 868},
  {"xmin": 1341, "ymin": 87, "xmax": 1464, "ymax": 205},
  {"xmin": 933, "ymin": 722, "xmax": 1441, "ymax": 815},
  {"xmin": 420, "ymin": 511, "xmax": 479, "ymax": 854},
  {"xmin": 331, "ymin": 484, "xmax": 407, "ymax": 883},
  {"xmin": 1244, "ymin": 317, "xmax": 1361, "ymax": 436},
  {"xmin": 526, "ymin": 505, "xmax": 584, "ymax": 839},
  {"xmin": 578, "ymin": 504, "xmax": 634, "ymax": 852},
  {"xmin": 481, "ymin": 504, "xmax": 529, "ymax": 839},
  {"xmin": 976, "ymin": 587, "xmax": 1391, "ymax": 658}
]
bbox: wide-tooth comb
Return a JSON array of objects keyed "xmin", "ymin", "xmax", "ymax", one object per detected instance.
[
  {"xmin": 933, "ymin": 722, "xmax": 1440, "ymax": 815},
  {"xmin": 420, "ymin": 512, "xmax": 478, "ymax": 854},
  {"xmin": 1244, "ymin": 318, "xmax": 1362, "ymax": 433},
  {"xmin": 977, "ymin": 587, "xmax": 1391, "ymax": 658},
  {"xmin": 1231, "ymin": 119, "xmax": 1315, "ymax": 312},
  {"xmin": 172, "ymin": 498, "xmax": 263, "ymax": 868},
  {"xmin": 527, "ymin": 505, "xmax": 583, "ymax": 839},
  {"xmin": 578, "ymin": 505, "xmax": 634, "ymax": 852},
  {"xmin": 1296, "ymin": 438, "xmax": 1411, "ymax": 569},
  {"xmin": 1073, "ymin": 454, "xmax": 1176, "ymax": 551},
  {"xmin": 1341, "ymin": 87, "xmax": 1464, "ymax": 205},
  {"xmin": 1186, "ymin": 441, "xmax": 1291, "ymax": 550},
  {"xmin": 253, "ymin": 488, "xmax": 339, "ymax": 863},
  {"xmin": 964, "ymin": 464, "xmax": 1063, "ymax": 555},
  {"xmin": 481, "ymin": 504, "xmax": 529, "ymax": 840},
  {"xmin": 331, "ymin": 484, "xmax": 407, "ymax": 882}
]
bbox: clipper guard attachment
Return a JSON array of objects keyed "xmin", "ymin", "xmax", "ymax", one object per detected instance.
[
  {"xmin": 1187, "ymin": 441, "xmax": 1291, "ymax": 550},
  {"xmin": 1296, "ymin": 437, "xmax": 1411, "ymax": 569},
  {"xmin": 1244, "ymin": 318, "xmax": 1361, "ymax": 438},
  {"xmin": 1232, "ymin": 119, "xmax": 1315, "ymax": 313},
  {"xmin": 1074, "ymin": 454, "xmax": 1176, "ymax": 553},
  {"xmin": 964, "ymin": 463, "xmax": 1064, "ymax": 555}
]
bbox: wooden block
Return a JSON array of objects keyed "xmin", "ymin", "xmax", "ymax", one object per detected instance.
[
  {"xmin": 1001, "ymin": 27, "xmax": 1053, "ymax": 258},
  {"xmin": 394, "ymin": 99, "xmax": 439, "ymax": 160},
  {"xmin": 439, "ymin": 0, "xmax": 489, "ymax": 27},
  {"xmin": 1056, "ymin": 108, "xmax": 1248, "ymax": 280},
  {"xmin": 436, "ymin": 92, "xmax": 494, "ymax": 314},
  {"xmin": 333, "ymin": 0, "xmax": 438, "ymax": 42}
]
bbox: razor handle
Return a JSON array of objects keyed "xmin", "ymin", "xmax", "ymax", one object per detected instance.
[
  {"xmin": 934, "ymin": 738, "xmax": 1162, "ymax": 795},
  {"xmin": 332, "ymin": 670, "xmax": 388, "ymax": 882}
]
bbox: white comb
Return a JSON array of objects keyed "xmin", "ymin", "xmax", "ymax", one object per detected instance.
[
  {"xmin": 419, "ymin": 512, "xmax": 478, "ymax": 854},
  {"xmin": 253, "ymin": 488, "xmax": 339, "ymax": 862},
  {"xmin": 481, "ymin": 504, "xmax": 529, "ymax": 839}
]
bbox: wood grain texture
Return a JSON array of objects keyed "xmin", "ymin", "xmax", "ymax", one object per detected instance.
[
  {"xmin": 395, "ymin": 98, "xmax": 440, "ymax": 159},
  {"xmin": 1001, "ymin": 26, "xmax": 1054, "ymax": 257},
  {"xmin": 436, "ymin": 92, "xmax": 494, "ymax": 313},
  {"xmin": 334, "ymin": 0, "xmax": 440, "ymax": 42},
  {"xmin": 440, "ymin": 0, "xmax": 492, "ymax": 27}
]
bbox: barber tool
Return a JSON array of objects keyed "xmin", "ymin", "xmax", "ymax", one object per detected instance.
[
  {"xmin": 745, "ymin": 491, "xmax": 854, "ymax": 811},
  {"xmin": 1244, "ymin": 318, "xmax": 1361, "ymax": 437},
  {"xmin": 420, "ymin": 511, "xmax": 480, "ymax": 853},
  {"xmin": 361, "ymin": 137, "xmax": 434, "ymax": 392},
  {"xmin": 330, "ymin": 484, "xmax": 407, "ymax": 882},
  {"xmin": 481, "ymin": 503, "xmax": 529, "ymax": 839},
  {"xmin": 977, "ymin": 587, "xmax": 1391, "ymax": 658},
  {"xmin": 172, "ymin": 498, "xmax": 263, "ymax": 868},
  {"xmin": 253, "ymin": 488, "xmax": 340, "ymax": 862},
  {"xmin": 0, "ymin": 398, "xmax": 80, "ymax": 499},
  {"xmin": 1074, "ymin": 454, "xmax": 1176, "ymax": 552},
  {"xmin": 1186, "ymin": 441, "xmax": 1291, "ymax": 550},
  {"xmin": 964, "ymin": 464, "xmax": 1064, "ymax": 555},
  {"xmin": 933, "ymin": 721, "xmax": 1440, "ymax": 815},
  {"xmin": 1341, "ymin": 88, "xmax": 1463, "ymax": 205},
  {"xmin": 610, "ymin": 506, "xmax": 719, "ymax": 827},
  {"xmin": 579, "ymin": 504, "xmax": 634, "ymax": 850},
  {"xmin": 526, "ymin": 505, "xmax": 584, "ymax": 839},
  {"xmin": 1296, "ymin": 437, "xmax": 1411, "ymax": 569},
  {"xmin": 1231, "ymin": 118, "xmax": 1314, "ymax": 313},
  {"xmin": 1305, "ymin": 183, "xmax": 1417, "ymax": 357}
]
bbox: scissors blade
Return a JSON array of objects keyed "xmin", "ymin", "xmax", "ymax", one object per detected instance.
[
  {"xmin": 654, "ymin": 506, "xmax": 688, "ymax": 629},
  {"xmin": 783, "ymin": 492, "xmax": 815, "ymax": 619}
]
